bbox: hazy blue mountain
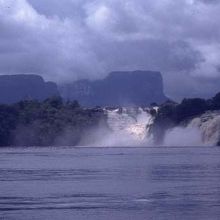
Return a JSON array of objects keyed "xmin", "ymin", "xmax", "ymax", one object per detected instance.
[
  {"xmin": 60, "ymin": 70, "xmax": 168, "ymax": 107},
  {"xmin": 0, "ymin": 74, "xmax": 59, "ymax": 104}
]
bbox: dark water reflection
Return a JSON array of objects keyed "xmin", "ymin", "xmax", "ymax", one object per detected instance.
[{"xmin": 0, "ymin": 146, "xmax": 220, "ymax": 220}]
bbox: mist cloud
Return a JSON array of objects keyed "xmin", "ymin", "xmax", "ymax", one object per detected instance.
[{"xmin": 0, "ymin": 0, "xmax": 220, "ymax": 100}]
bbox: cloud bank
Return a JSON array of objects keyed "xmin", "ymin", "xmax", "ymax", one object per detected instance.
[{"xmin": 0, "ymin": 0, "xmax": 220, "ymax": 100}]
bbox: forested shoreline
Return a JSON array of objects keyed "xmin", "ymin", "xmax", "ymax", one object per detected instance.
[
  {"xmin": 0, "ymin": 97, "xmax": 107, "ymax": 147},
  {"xmin": 1, "ymin": 92, "xmax": 220, "ymax": 147}
]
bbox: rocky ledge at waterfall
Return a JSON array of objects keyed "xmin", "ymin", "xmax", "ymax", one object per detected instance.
[{"xmin": 150, "ymin": 92, "xmax": 220, "ymax": 146}]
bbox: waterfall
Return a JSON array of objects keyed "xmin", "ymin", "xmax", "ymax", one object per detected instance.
[
  {"xmin": 188, "ymin": 111, "xmax": 220, "ymax": 145},
  {"xmin": 104, "ymin": 107, "xmax": 154, "ymax": 146},
  {"xmin": 85, "ymin": 106, "xmax": 220, "ymax": 147},
  {"xmin": 163, "ymin": 110, "xmax": 220, "ymax": 146}
]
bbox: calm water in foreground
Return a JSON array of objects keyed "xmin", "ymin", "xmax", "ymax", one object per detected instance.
[{"xmin": 0, "ymin": 146, "xmax": 220, "ymax": 220}]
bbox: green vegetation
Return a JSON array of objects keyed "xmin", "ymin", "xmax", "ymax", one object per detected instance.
[
  {"xmin": 151, "ymin": 92, "xmax": 220, "ymax": 144},
  {"xmin": 0, "ymin": 97, "xmax": 107, "ymax": 147}
]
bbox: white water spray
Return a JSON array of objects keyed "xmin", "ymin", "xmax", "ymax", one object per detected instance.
[
  {"xmin": 103, "ymin": 107, "xmax": 154, "ymax": 146},
  {"xmin": 82, "ymin": 106, "xmax": 220, "ymax": 147},
  {"xmin": 164, "ymin": 111, "xmax": 220, "ymax": 146}
]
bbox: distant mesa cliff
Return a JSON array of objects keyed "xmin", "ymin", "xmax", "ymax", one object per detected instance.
[
  {"xmin": 0, "ymin": 71, "xmax": 168, "ymax": 106},
  {"xmin": 60, "ymin": 70, "xmax": 168, "ymax": 107},
  {"xmin": 0, "ymin": 74, "xmax": 59, "ymax": 104}
]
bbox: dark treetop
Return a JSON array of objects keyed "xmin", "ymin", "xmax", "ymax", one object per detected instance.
[{"xmin": 0, "ymin": 97, "xmax": 107, "ymax": 147}]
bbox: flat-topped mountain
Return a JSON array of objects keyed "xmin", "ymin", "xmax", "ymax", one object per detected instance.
[
  {"xmin": 0, "ymin": 74, "xmax": 59, "ymax": 104},
  {"xmin": 60, "ymin": 70, "xmax": 168, "ymax": 107}
]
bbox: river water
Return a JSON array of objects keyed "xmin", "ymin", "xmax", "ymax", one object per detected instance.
[{"xmin": 0, "ymin": 146, "xmax": 220, "ymax": 220}]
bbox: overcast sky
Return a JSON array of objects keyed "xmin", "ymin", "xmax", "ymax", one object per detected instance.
[{"xmin": 0, "ymin": 0, "xmax": 220, "ymax": 100}]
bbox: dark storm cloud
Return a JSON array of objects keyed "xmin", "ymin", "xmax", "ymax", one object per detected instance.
[
  {"xmin": 197, "ymin": 0, "xmax": 220, "ymax": 4},
  {"xmin": 0, "ymin": 0, "xmax": 220, "ymax": 100}
]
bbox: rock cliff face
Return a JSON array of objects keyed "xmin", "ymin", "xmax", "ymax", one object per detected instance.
[
  {"xmin": 60, "ymin": 70, "xmax": 168, "ymax": 107},
  {"xmin": 0, "ymin": 74, "xmax": 59, "ymax": 104}
]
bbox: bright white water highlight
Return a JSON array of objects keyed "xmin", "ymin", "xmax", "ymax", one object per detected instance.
[
  {"xmin": 106, "ymin": 108, "xmax": 153, "ymax": 140},
  {"xmin": 100, "ymin": 108, "xmax": 154, "ymax": 146}
]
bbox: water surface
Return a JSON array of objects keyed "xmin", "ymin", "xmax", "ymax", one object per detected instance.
[{"xmin": 0, "ymin": 146, "xmax": 220, "ymax": 220}]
